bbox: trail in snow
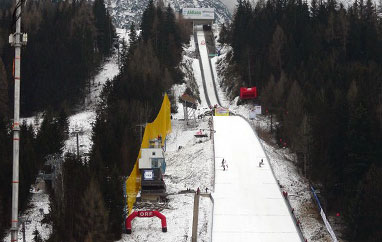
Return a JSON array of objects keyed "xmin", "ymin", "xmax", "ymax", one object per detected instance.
[
  {"xmin": 186, "ymin": 35, "xmax": 208, "ymax": 107},
  {"xmin": 196, "ymin": 30, "xmax": 220, "ymax": 107},
  {"xmin": 65, "ymin": 56, "xmax": 119, "ymax": 156},
  {"xmin": 193, "ymin": 58, "xmax": 208, "ymax": 106}
]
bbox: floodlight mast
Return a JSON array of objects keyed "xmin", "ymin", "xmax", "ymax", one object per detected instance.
[{"xmin": 9, "ymin": 0, "xmax": 27, "ymax": 241}]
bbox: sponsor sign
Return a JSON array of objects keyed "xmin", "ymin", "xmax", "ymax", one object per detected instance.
[
  {"xmin": 249, "ymin": 106, "xmax": 261, "ymax": 120},
  {"xmin": 254, "ymin": 105, "xmax": 262, "ymax": 114},
  {"xmin": 143, "ymin": 170, "xmax": 153, "ymax": 180},
  {"xmin": 182, "ymin": 8, "xmax": 215, "ymax": 20},
  {"xmin": 138, "ymin": 211, "xmax": 154, "ymax": 217},
  {"xmin": 215, "ymin": 107, "xmax": 229, "ymax": 116}
]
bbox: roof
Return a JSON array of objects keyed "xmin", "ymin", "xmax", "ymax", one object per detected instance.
[{"xmin": 180, "ymin": 93, "xmax": 198, "ymax": 106}]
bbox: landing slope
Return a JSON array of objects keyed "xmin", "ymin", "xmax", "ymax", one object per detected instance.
[{"xmin": 212, "ymin": 116, "xmax": 301, "ymax": 242}]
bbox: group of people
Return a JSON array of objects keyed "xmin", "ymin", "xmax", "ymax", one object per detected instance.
[{"xmin": 221, "ymin": 158, "xmax": 264, "ymax": 170}]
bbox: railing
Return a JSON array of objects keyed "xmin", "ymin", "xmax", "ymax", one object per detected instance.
[{"xmin": 210, "ymin": 116, "xmax": 215, "ymax": 242}]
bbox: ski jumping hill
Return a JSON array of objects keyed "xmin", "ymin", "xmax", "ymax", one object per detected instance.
[
  {"xmin": 212, "ymin": 116, "xmax": 302, "ymax": 241},
  {"xmin": 196, "ymin": 29, "xmax": 220, "ymax": 107}
]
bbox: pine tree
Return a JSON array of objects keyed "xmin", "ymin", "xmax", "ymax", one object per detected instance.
[
  {"xmin": 128, "ymin": 23, "xmax": 138, "ymax": 56},
  {"xmin": 33, "ymin": 227, "xmax": 43, "ymax": 242},
  {"xmin": 76, "ymin": 178, "xmax": 109, "ymax": 242},
  {"xmin": 218, "ymin": 23, "xmax": 229, "ymax": 45},
  {"xmin": 140, "ymin": 0, "xmax": 155, "ymax": 42}
]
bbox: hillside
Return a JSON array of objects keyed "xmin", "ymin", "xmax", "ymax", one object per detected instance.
[{"xmin": 108, "ymin": 0, "xmax": 232, "ymax": 28}]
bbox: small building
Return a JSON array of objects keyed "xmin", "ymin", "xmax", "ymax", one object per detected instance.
[
  {"xmin": 139, "ymin": 139, "xmax": 167, "ymax": 201},
  {"xmin": 139, "ymin": 148, "xmax": 166, "ymax": 174},
  {"xmin": 181, "ymin": 8, "xmax": 215, "ymax": 31}
]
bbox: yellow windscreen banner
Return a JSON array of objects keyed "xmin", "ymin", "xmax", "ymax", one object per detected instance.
[{"xmin": 126, "ymin": 93, "xmax": 172, "ymax": 214}]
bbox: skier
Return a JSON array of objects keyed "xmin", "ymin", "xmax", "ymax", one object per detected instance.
[
  {"xmin": 222, "ymin": 158, "xmax": 225, "ymax": 171},
  {"xmin": 259, "ymin": 159, "xmax": 264, "ymax": 167}
]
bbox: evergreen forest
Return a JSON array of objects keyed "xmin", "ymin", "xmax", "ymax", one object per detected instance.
[
  {"xmin": 219, "ymin": 0, "xmax": 382, "ymax": 240},
  {"xmin": 0, "ymin": 0, "xmax": 115, "ymax": 240},
  {"xmin": 0, "ymin": 0, "xmax": 189, "ymax": 241}
]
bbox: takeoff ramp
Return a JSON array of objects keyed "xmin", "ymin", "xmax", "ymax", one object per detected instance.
[
  {"xmin": 196, "ymin": 30, "xmax": 220, "ymax": 106},
  {"xmin": 212, "ymin": 116, "xmax": 301, "ymax": 242}
]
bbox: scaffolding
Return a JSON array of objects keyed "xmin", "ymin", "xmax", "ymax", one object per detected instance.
[{"xmin": 180, "ymin": 93, "xmax": 198, "ymax": 126}]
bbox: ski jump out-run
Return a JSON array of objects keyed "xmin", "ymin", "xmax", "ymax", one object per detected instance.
[
  {"xmin": 212, "ymin": 116, "xmax": 302, "ymax": 241},
  {"xmin": 192, "ymin": 12, "xmax": 303, "ymax": 241}
]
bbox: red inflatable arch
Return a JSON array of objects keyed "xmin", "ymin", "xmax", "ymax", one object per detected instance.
[{"xmin": 125, "ymin": 210, "xmax": 167, "ymax": 234}]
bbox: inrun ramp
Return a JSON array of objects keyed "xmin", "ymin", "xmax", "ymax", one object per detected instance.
[
  {"xmin": 212, "ymin": 116, "xmax": 301, "ymax": 242},
  {"xmin": 196, "ymin": 30, "xmax": 220, "ymax": 106}
]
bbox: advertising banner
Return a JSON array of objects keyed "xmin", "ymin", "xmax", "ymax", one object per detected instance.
[
  {"xmin": 254, "ymin": 105, "xmax": 262, "ymax": 114},
  {"xmin": 182, "ymin": 8, "xmax": 215, "ymax": 20},
  {"xmin": 249, "ymin": 106, "xmax": 261, "ymax": 119},
  {"xmin": 215, "ymin": 107, "xmax": 229, "ymax": 116},
  {"xmin": 126, "ymin": 94, "xmax": 171, "ymax": 214}
]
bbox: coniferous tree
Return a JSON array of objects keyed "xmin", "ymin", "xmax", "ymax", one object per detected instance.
[
  {"xmin": 140, "ymin": 0, "xmax": 155, "ymax": 42},
  {"xmin": 33, "ymin": 227, "xmax": 43, "ymax": 242},
  {"xmin": 76, "ymin": 178, "xmax": 109, "ymax": 242}
]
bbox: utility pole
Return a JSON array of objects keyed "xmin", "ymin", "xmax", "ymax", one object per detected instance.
[
  {"xmin": 9, "ymin": 1, "xmax": 27, "ymax": 241},
  {"xmin": 191, "ymin": 188, "xmax": 200, "ymax": 242},
  {"xmin": 76, "ymin": 132, "xmax": 79, "ymax": 159},
  {"xmin": 72, "ymin": 129, "xmax": 81, "ymax": 159}
]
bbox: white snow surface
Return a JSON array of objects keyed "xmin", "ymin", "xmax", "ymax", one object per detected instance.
[
  {"xmin": 212, "ymin": 116, "xmax": 301, "ymax": 242},
  {"xmin": 3, "ymin": 192, "xmax": 51, "ymax": 242},
  {"xmin": 196, "ymin": 29, "xmax": 220, "ymax": 107}
]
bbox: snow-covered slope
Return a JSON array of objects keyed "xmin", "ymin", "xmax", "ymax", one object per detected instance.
[
  {"xmin": 6, "ymin": 47, "xmax": 121, "ymax": 242},
  {"xmin": 212, "ymin": 116, "xmax": 301, "ymax": 242},
  {"xmin": 196, "ymin": 29, "xmax": 220, "ymax": 107},
  {"xmin": 108, "ymin": 0, "xmax": 232, "ymax": 28}
]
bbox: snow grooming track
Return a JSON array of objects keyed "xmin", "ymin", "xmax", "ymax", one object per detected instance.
[
  {"xmin": 194, "ymin": 31, "xmax": 211, "ymax": 107},
  {"xmin": 196, "ymin": 30, "xmax": 220, "ymax": 107},
  {"xmin": 212, "ymin": 115, "xmax": 303, "ymax": 242},
  {"xmin": 206, "ymin": 36, "xmax": 222, "ymax": 107}
]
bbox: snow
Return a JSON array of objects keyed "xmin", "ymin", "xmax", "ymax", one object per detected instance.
[
  {"xmin": 5, "ymin": 22, "xmax": 340, "ymax": 242},
  {"xmin": 261, "ymin": 141, "xmax": 332, "ymax": 241},
  {"xmin": 4, "ymin": 48, "xmax": 121, "ymax": 242},
  {"xmin": 212, "ymin": 116, "xmax": 301, "ymax": 241},
  {"xmin": 196, "ymin": 29, "xmax": 219, "ymax": 107},
  {"xmin": 3, "ymin": 191, "xmax": 51, "ymax": 242},
  {"xmin": 193, "ymin": 58, "xmax": 207, "ymax": 106},
  {"xmin": 119, "ymin": 119, "xmax": 214, "ymax": 242}
]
